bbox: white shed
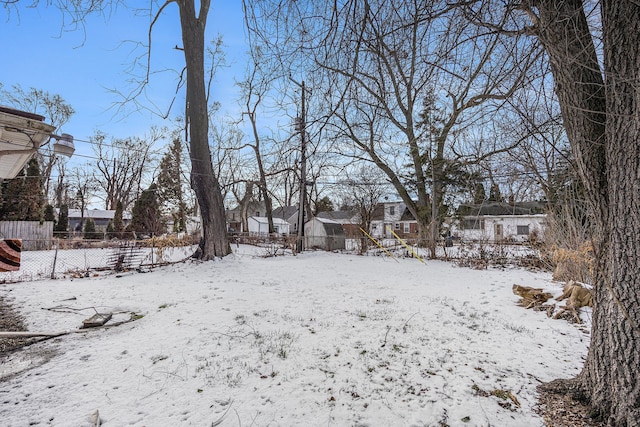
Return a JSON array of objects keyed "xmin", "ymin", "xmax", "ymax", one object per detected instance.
[{"xmin": 305, "ymin": 217, "xmax": 346, "ymax": 251}]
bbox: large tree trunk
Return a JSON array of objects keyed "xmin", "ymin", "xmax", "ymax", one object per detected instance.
[
  {"xmin": 531, "ymin": 1, "xmax": 640, "ymax": 424},
  {"xmin": 178, "ymin": 0, "xmax": 231, "ymax": 259}
]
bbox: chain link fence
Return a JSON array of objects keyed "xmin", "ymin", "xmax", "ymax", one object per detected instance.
[
  {"xmin": 1, "ymin": 232, "xmax": 547, "ymax": 284},
  {"xmin": 0, "ymin": 236, "xmax": 199, "ymax": 283}
]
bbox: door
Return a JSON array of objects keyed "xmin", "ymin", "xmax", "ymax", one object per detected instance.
[{"xmin": 494, "ymin": 223, "xmax": 503, "ymax": 242}]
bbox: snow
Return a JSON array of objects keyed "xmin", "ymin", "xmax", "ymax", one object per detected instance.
[{"xmin": 0, "ymin": 245, "xmax": 590, "ymax": 426}]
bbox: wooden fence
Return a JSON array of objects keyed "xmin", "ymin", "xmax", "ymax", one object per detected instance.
[{"xmin": 0, "ymin": 221, "xmax": 54, "ymax": 251}]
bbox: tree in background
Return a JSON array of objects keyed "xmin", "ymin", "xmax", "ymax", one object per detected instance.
[
  {"xmin": 44, "ymin": 204, "xmax": 56, "ymax": 223},
  {"xmin": 0, "ymin": 158, "xmax": 45, "ymax": 221},
  {"xmin": 245, "ymin": 0, "xmax": 540, "ymax": 258},
  {"xmin": 174, "ymin": 0, "xmax": 231, "ymax": 258},
  {"xmin": 129, "ymin": 184, "xmax": 164, "ymax": 237},
  {"xmin": 237, "ymin": 41, "xmax": 279, "ymax": 234},
  {"xmin": 112, "ymin": 200, "xmax": 125, "ymax": 238},
  {"xmin": 91, "ymin": 130, "xmax": 157, "ymax": 211},
  {"xmin": 67, "ymin": 166, "xmax": 96, "ymax": 233},
  {"xmin": 313, "ymin": 196, "xmax": 334, "ymax": 215},
  {"xmin": 83, "ymin": 218, "xmax": 102, "ymax": 240},
  {"xmin": 336, "ymin": 167, "xmax": 388, "ymax": 254},
  {"xmin": 54, "ymin": 204, "xmax": 69, "ymax": 238},
  {"xmin": 157, "ymin": 138, "xmax": 188, "ymax": 233}
]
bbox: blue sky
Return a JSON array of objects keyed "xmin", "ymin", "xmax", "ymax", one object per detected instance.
[{"xmin": 1, "ymin": 2, "xmax": 249, "ymax": 159}]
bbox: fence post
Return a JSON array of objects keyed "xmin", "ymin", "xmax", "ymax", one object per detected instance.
[{"xmin": 51, "ymin": 238, "xmax": 59, "ymax": 279}]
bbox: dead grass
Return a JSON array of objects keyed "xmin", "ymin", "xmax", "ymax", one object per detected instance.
[{"xmin": 536, "ymin": 387, "xmax": 605, "ymax": 427}]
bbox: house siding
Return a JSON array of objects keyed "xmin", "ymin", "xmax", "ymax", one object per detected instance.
[{"xmin": 454, "ymin": 214, "xmax": 546, "ymax": 243}]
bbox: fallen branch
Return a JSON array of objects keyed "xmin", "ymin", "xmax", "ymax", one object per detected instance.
[
  {"xmin": 0, "ymin": 331, "xmax": 69, "ymax": 339},
  {"xmin": 0, "ymin": 316, "xmax": 140, "ymax": 339}
]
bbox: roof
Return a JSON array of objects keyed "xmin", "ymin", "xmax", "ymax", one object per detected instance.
[
  {"xmin": 0, "ymin": 106, "xmax": 56, "ymax": 179},
  {"xmin": 371, "ymin": 204, "xmax": 385, "ymax": 220},
  {"xmin": 228, "ymin": 201, "xmax": 267, "ymax": 214},
  {"xmin": 314, "ymin": 217, "xmax": 339, "ymax": 224},
  {"xmin": 400, "ymin": 207, "xmax": 416, "ymax": 221},
  {"xmin": 317, "ymin": 210, "xmax": 357, "ymax": 221},
  {"xmin": 458, "ymin": 202, "xmax": 546, "ymax": 217},
  {"xmin": 67, "ymin": 209, "xmax": 132, "ymax": 220},
  {"xmin": 272, "ymin": 206, "xmax": 298, "ymax": 220},
  {"xmin": 248, "ymin": 216, "xmax": 290, "ymax": 226}
]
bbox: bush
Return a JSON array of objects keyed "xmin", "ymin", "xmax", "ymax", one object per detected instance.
[{"xmin": 83, "ymin": 218, "xmax": 103, "ymax": 240}]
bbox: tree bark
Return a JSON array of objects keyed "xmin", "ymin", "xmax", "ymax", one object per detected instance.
[
  {"xmin": 177, "ymin": 0, "xmax": 230, "ymax": 259},
  {"xmin": 530, "ymin": 1, "xmax": 640, "ymax": 424}
]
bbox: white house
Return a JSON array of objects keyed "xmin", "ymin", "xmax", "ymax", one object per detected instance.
[
  {"xmin": 453, "ymin": 202, "xmax": 547, "ymax": 243},
  {"xmin": 247, "ymin": 216, "xmax": 291, "ymax": 235},
  {"xmin": 272, "ymin": 206, "xmax": 300, "ymax": 234},
  {"xmin": 369, "ymin": 200, "xmax": 409, "ymax": 238}
]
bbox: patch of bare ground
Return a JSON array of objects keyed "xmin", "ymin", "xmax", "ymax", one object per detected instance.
[
  {"xmin": 1, "ymin": 295, "xmax": 59, "ymax": 382},
  {"xmin": 0, "ymin": 295, "xmax": 34, "ymax": 354},
  {"xmin": 536, "ymin": 387, "xmax": 605, "ymax": 427}
]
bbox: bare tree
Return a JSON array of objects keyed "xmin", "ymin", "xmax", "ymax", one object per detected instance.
[
  {"xmin": 525, "ymin": 2, "xmax": 640, "ymax": 423},
  {"xmin": 245, "ymin": 0, "xmax": 541, "ymax": 257},
  {"xmin": 462, "ymin": 0, "xmax": 640, "ymax": 423},
  {"xmin": 174, "ymin": 0, "xmax": 231, "ymax": 258},
  {"xmin": 67, "ymin": 165, "xmax": 97, "ymax": 233},
  {"xmin": 91, "ymin": 130, "xmax": 156, "ymax": 211},
  {"xmin": 237, "ymin": 45, "xmax": 278, "ymax": 233},
  {"xmin": 3, "ymin": 1, "xmax": 232, "ymax": 259},
  {"xmin": 336, "ymin": 166, "xmax": 388, "ymax": 253}
]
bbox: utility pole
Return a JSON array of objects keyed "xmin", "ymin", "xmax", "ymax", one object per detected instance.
[{"xmin": 293, "ymin": 80, "xmax": 307, "ymax": 253}]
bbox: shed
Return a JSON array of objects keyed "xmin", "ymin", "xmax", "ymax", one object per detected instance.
[{"xmin": 305, "ymin": 217, "xmax": 346, "ymax": 251}]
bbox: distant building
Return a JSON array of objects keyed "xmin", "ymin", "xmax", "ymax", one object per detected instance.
[
  {"xmin": 247, "ymin": 216, "xmax": 291, "ymax": 235},
  {"xmin": 370, "ymin": 200, "xmax": 420, "ymax": 239},
  {"xmin": 317, "ymin": 210, "xmax": 361, "ymax": 238},
  {"xmin": 226, "ymin": 201, "xmax": 266, "ymax": 233},
  {"xmin": 67, "ymin": 209, "xmax": 132, "ymax": 233},
  {"xmin": 453, "ymin": 202, "xmax": 547, "ymax": 243},
  {"xmin": 272, "ymin": 206, "xmax": 300, "ymax": 234},
  {"xmin": 305, "ymin": 217, "xmax": 346, "ymax": 251}
]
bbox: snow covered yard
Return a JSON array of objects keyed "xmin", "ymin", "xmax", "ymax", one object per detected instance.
[{"xmin": 0, "ymin": 247, "xmax": 589, "ymax": 426}]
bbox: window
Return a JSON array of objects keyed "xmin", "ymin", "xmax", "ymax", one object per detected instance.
[
  {"xmin": 389, "ymin": 206, "xmax": 395, "ymax": 215},
  {"xmin": 517, "ymin": 225, "xmax": 530, "ymax": 235},
  {"xmin": 395, "ymin": 223, "xmax": 400, "ymax": 230},
  {"xmin": 462, "ymin": 218, "xmax": 484, "ymax": 230},
  {"xmin": 404, "ymin": 223, "xmax": 410, "ymax": 233}
]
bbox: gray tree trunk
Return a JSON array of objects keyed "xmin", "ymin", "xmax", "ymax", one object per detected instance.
[
  {"xmin": 177, "ymin": 0, "xmax": 230, "ymax": 259},
  {"xmin": 531, "ymin": 1, "xmax": 640, "ymax": 424}
]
